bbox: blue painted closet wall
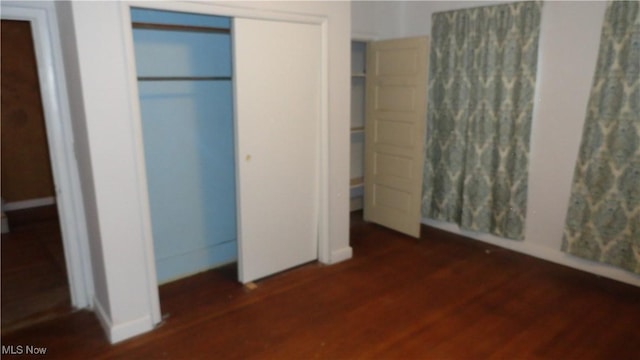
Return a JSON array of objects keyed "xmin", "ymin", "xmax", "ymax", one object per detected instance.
[{"xmin": 131, "ymin": 9, "xmax": 236, "ymax": 283}]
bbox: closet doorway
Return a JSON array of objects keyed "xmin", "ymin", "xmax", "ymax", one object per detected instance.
[
  {"xmin": 131, "ymin": 9, "xmax": 237, "ymax": 284},
  {"xmin": 129, "ymin": 6, "xmax": 324, "ymax": 287},
  {"xmin": 1, "ymin": 19, "xmax": 71, "ymax": 333}
]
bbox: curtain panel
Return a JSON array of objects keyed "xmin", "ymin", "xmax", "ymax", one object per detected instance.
[
  {"xmin": 422, "ymin": 1, "xmax": 542, "ymax": 240},
  {"xmin": 562, "ymin": 1, "xmax": 640, "ymax": 274}
]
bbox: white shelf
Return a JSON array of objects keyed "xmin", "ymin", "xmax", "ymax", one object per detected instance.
[
  {"xmin": 350, "ymin": 177, "xmax": 364, "ymax": 187},
  {"xmin": 351, "ymin": 40, "xmax": 367, "ymax": 201}
]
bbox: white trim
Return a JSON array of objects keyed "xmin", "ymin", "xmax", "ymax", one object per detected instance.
[
  {"xmin": 119, "ymin": 0, "xmax": 334, "ymax": 329},
  {"xmin": 128, "ymin": 1, "xmax": 327, "ymax": 24},
  {"xmin": 1, "ymin": 2, "xmax": 94, "ymax": 308},
  {"xmin": 422, "ymin": 218, "xmax": 640, "ymax": 287},
  {"xmin": 109, "ymin": 315, "xmax": 154, "ymax": 344},
  {"xmin": 330, "ymin": 247, "xmax": 354, "ymax": 265},
  {"xmin": 118, "ymin": 3, "xmax": 162, "ymax": 328},
  {"xmin": 318, "ymin": 17, "xmax": 331, "ymax": 264},
  {"xmin": 4, "ymin": 197, "xmax": 56, "ymax": 211},
  {"xmin": 93, "ymin": 295, "xmax": 153, "ymax": 344}
]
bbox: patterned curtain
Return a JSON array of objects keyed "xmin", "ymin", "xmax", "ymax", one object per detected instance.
[
  {"xmin": 422, "ymin": 1, "xmax": 542, "ymax": 240},
  {"xmin": 562, "ymin": 1, "xmax": 640, "ymax": 274}
]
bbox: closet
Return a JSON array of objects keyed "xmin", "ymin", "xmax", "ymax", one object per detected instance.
[
  {"xmin": 130, "ymin": 8, "xmax": 323, "ymax": 285},
  {"xmin": 131, "ymin": 9, "xmax": 237, "ymax": 283}
]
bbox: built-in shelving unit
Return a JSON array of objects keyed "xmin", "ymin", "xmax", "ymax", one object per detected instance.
[{"xmin": 350, "ymin": 41, "xmax": 367, "ymax": 211}]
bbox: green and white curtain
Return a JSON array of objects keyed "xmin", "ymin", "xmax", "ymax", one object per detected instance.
[
  {"xmin": 562, "ymin": 1, "xmax": 640, "ymax": 274},
  {"xmin": 422, "ymin": 1, "xmax": 542, "ymax": 240}
]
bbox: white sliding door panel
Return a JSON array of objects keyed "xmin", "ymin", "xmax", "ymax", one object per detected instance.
[
  {"xmin": 234, "ymin": 19, "xmax": 321, "ymax": 283},
  {"xmin": 364, "ymin": 37, "xmax": 429, "ymax": 238}
]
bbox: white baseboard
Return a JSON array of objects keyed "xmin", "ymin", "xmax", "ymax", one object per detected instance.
[
  {"xmin": 3, "ymin": 197, "xmax": 56, "ymax": 211},
  {"xmin": 93, "ymin": 296, "xmax": 154, "ymax": 344},
  {"xmin": 330, "ymin": 246, "xmax": 353, "ymax": 264},
  {"xmin": 421, "ymin": 218, "xmax": 640, "ymax": 288}
]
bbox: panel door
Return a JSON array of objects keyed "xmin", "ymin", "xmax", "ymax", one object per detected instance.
[
  {"xmin": 234, "ymin": 18, "xmax": 321, "ymax": 283},
  {"xmin": 363, "ymin": 37, "xmax": 429, "ymax": 238}
]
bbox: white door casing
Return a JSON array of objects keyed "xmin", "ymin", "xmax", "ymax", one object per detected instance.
[
  {"xmin": 364, "ymin": 37, "xmax": 429, "ymax": 238},
  {"xmin": 0, "ymin": 3, "xmax": 94, "ymax": 308},
  {"xmin": 234, "ymin": 18, "xmax": 321, "ymax": 283}
]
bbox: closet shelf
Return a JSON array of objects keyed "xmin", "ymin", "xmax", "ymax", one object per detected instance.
[
  {"xmin": 137, "ymin": 76, "xmax": 232, "ymax": 82},
  {"xmin": 132, "ymin": 22, "xmax": 230, "ymax": 34},
  {"xmin": 350, "ymin": 177, "xmax": 364, "ymax": 187}
]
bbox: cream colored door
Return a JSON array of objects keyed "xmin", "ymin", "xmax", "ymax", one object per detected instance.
[
  {"xmin": 234, "ymin": 18, "xmax": 320, "ymax": 283},
  {"xmin": 363, "ymin": 37, "xmax": 429, "ymax": 238}
]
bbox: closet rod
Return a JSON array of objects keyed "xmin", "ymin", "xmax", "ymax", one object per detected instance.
[
  {"xmin": 138, "ymin": 76, "xmax": 232, "ymax": 82},
  {"xmin": 132, "ymin": 22, "xmax": 230, "ymax": 34}
]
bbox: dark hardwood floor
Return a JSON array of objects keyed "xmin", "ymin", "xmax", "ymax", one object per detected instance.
[
  {"xmin": 1, "ymin": 211, "xmax": 639, "ymax": 359},
  {"xmin": 1, "ymin": 205, "xmax": 72, "ymax": 335}
]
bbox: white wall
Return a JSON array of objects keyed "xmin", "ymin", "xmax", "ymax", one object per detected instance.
[
  {"xmin": 352, "ymin": 0, "xmax": 404, "ymax": 39},
  {"xmin": 54, "ymin": 0, "xmax": 352, "ymax": 343},
  {"xmin": 352, "ymin": 1, "xmax": 639, "ymax": 286},
  {"xmin": 352, "ymin": 1, "xmax": 509, "ymax": 40},
  {"xmin": 56, "ymin": 1, "xmax": 160, "ymax": 342},
  {"xmin": 55, "ymin": 0, "xmax": 109, "ymax": 314},
  {"xmin": 399, "ymin": 1, "xmax": 509, "ymax": 38}
]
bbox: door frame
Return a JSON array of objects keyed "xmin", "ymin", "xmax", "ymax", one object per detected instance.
[
  {"xmin": 120, "ymin": 1, "xmax": 331, "ymax": 325},
  {"xmin": 0, "ymin": 3, "xmax": 94, "ymax": 308}
]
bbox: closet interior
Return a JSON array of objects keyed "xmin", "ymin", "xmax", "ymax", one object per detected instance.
[
  {"xmin": 131, "ymin": 8, "xmax": 237, "ymax": 284},
  {"xmin": 350, "ymin": 40, "xmax": 367, "ymax": 211}
]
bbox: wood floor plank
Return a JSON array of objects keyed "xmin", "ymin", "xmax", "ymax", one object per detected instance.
[
  {"xmin": 1, "ymin": 211, "xmax": 639, "ymax": 359},
  {"xmin": 1, "ymin": 206, "xmax": 72, "ymax": 334}
]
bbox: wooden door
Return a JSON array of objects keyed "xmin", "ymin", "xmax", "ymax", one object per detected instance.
[
  {"xmin": 363, "ymin": 37, "xmax": 429, "ymax": 238},
  {"xmin": 234, "ymin": 18, "xmax": 321, "ymax": 283}
]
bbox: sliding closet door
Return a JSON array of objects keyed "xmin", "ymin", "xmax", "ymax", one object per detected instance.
[
  {"xmin": 234, "ymin": 19, "xmax": 321, "ymax": 283},
  {"xmin": 132, "ymin": 9, "xmax": 237, "ymax": 284}
]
